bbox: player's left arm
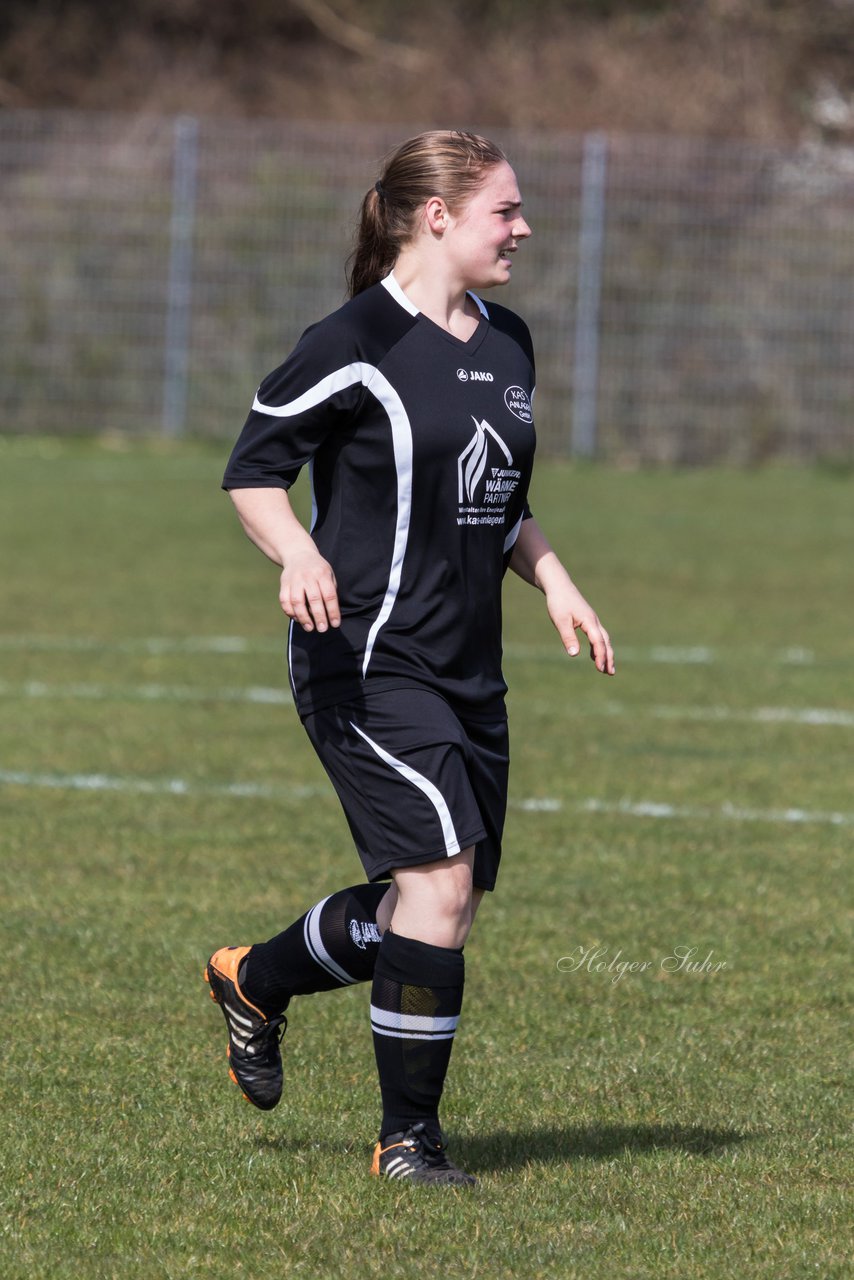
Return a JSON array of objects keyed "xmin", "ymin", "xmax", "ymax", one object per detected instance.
[{"xmin": 509, "ymin": 516, "xmax": 615, "ymax": 676}]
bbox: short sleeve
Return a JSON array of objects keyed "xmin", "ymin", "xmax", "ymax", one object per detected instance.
[{"xmin": 223, "ymin": 319, "xmax": 367, "ymax": 491}]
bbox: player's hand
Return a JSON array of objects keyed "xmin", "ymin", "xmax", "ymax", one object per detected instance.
[
  {"xmin": 279, "ymin": 550, "xmax": 341, "ymax": 633},
  {"xmin": 546, "ymin": 581, "xmax": 615, "ymax": 675}
]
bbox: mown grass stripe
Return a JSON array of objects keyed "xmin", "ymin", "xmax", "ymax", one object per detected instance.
[
  {"xmin": 0, "ymin": 678, "xmax": 292, "ymax": 705},
  {"xmin": 0, "ymin": 634, "xmax": 267, "ymax": 655},
  {"xmin": 0, "ymin": 634, "xmax": 827, "ymax": 666},
  {"xmin": 578, "ymin": 797, "xmax": 853, "ymax": 827},
  {"xmin": 2, "ymin": 766, "xmax": 850, "ymax": 825},
  {"xmin": 532, "ymin": 699, "xmax": 854, "ymax": 728},
  {"xmin": 1, "ymin": 679, "xmax": 849, "ymax": 726},
  {"xmin": 0, "ymin": 767, "xmax": 321, "ymax": 800}
]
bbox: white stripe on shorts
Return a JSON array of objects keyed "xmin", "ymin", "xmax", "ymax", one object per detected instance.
[{"xmin": 348, "ymin": 721, "xmax": 462, "ymax": 857}]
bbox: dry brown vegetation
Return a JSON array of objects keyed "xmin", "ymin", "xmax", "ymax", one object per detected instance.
[{"xmin": 2, "ymin": 0, "xmax": 854, "ymax": 141}]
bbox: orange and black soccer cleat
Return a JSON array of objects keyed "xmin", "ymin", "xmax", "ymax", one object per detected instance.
[
  {"xmin": 370, "ymin": 1122, "xmax": 477, "ymax": 1186},
  {"xmin": 204, "ymin": 945, "xmax": 286, "ymax": 1111}
]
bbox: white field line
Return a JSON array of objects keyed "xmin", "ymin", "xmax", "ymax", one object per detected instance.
[
  {"xmin": 0, "ymin": 679, "xmax": 292, "ymax": 706},
  {"xmin": 0, "ymin": 768, "xmax": 321, "ymax": 801},
  {"xmin": 1, "ymin": 766, "xmax": 851, "ymax": 827},
  {"xmin": 576, "ymin": 798, "xmax": 854, "ymax": 827},
  {"xmin": 0, "ymin": 634, "xmax": 827, "ymax": 666},
  {"xmin": 528, "ymin": 698, "xmax": 854, "ymax": 728},
  {"xmin": 0, "ymin": 634, "xmax": 273, "ymax": 655},
  {"xmin": 0, "ymin": 678, "xmax": 850, "ymax": 728}
]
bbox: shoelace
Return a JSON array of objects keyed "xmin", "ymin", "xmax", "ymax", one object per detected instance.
[
  {"xmin": 391, "ymin": 1126, "xmax": 453, "ymax": 1172},
  {"xmin": 245, "ymin": 1014, "xmax": 286, "ymax": 1060},
  {"xmin": 400, "ymin": 1137, "xmax": 430, "ymax": 1168},
  {"xmin": 422, "ymin": 1138, "xmax": 453, "ymax": 1170}
]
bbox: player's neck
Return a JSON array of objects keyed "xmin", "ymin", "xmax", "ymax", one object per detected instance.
[{"xmin": 391, "ymin": 256, "xmax": 479, "ymax": 341}]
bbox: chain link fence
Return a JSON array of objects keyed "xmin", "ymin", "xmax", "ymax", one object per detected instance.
[{"xmin": 2, "ymin": 110, "xmax": 854, "ymax": 462}]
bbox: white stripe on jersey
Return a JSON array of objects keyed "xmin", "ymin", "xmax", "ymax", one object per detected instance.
[
  {"xmin": 348, "ymin": 721, "xmax": 462, "ymax": 857},
  {"xmin": 304, "ymin": 896, "xmax": 358, "ymax": 986},
  {"xmin": 370, "ymin": 1005, "xmax": 459, "ymax": 1037},
  {"xmin": 308, "ymin": 457, "xmax": 319, "ymax": 533},
  {"xmin": 253, "ymin": 362, "xmax": 413, "ymax": 679},
  {"xmin": 357, "ymin": 368, "xmax": 413, "ymax": 677},
  {"xmin": 503, "ymin": 511, "xmax": 525, "ymax": 554},
  {"xmin": 252, "ymin": 362, "xmax": 367, "ymax": 418}
]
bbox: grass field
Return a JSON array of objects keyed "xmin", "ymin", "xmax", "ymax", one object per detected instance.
[{"xmin": 1, "ymin": 436, "xmax": 851, "ymax": 1279}]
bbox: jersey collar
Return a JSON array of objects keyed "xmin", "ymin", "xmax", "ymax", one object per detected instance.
[{"xmin": 381, "ymin": 271, "xmax": 490, "ymax": 322}]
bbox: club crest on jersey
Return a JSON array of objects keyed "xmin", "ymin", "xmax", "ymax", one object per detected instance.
[{"xmin": 504, "ymin": 385, "xmax": 533, "ymax": 422}]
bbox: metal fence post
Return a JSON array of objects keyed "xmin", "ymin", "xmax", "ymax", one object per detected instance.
[
  {"xmin": 162, "ymin": 115, "xmax": 199, "ymax": 437},
  {"xmin": 571, "ymin": 131, "xmax": 608, "ymax": 457}
]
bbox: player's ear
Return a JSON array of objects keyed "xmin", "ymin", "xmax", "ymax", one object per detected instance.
[{"xmin": 424, "ymin": 195, "xmax": 450, "ymax": 234}]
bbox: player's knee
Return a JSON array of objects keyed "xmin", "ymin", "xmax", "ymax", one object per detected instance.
[
  {"xmin": 391, "ymin": 853, "xmax": 475, "ymax": 946},
  {"xmin": 431, "ymin": 865, "xmax": 473, "ymax": 925}
]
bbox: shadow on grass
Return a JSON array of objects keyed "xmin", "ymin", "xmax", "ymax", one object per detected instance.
[
  {"xmin": 460, "ymin": 1123, "xmax": 755, "ymax": 1172},
  {"xmin": 248, "ymin": 1122, "xmax": 754, "ymax": 1171}
]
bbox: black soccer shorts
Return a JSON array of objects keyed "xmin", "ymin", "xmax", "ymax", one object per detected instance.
[{"xmin": 302, "ymin": 685, "xmax": 509, "ymax": 891}]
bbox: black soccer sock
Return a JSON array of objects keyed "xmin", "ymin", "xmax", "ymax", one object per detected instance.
[
  {"xmin": 370, "ymin": 931, "xmax": 465, "ymax": 1141},
  {"xmin": 241, "ymin": 882, "xmax": 389, "ymax": 1013}
]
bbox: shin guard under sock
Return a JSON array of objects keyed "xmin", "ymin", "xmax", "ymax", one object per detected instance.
[
  {"xmin": 370, "ymin": 931, "xmax": 465, "ymax": 1140},
  {"xmin": 242, "ymin": 882, "xmax": 388, "ymax": 1013}
]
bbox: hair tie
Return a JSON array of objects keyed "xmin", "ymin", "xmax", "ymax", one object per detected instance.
[{"xmin": 374, "ymin": 179, "xmax": 386, "ymax": 199}]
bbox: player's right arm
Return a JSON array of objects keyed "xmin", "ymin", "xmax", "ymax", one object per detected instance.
[{"xmin": 228, "ymin": 487, "xmax": 341, "ymax": 634}]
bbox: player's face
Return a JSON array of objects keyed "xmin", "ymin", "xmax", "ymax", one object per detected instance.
[{"xmin": 446, "ymin": 161, "xmax": 532, "ymax": 291}]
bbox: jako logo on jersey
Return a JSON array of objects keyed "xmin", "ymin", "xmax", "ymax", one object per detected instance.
[
  {"xmin": 504, "ymin": 385, "xmax": 533, "ymax": 422},
  {"xmin": 349, "ymin": 919, "xmax": 382, "ymax": 950},
  {"xmin": 458, "ymin": 417, "xmax": 513, "ymax": 504},
  {"xmin": 457, "ymin": 368, "xmax": 494, "ymax": 382}
]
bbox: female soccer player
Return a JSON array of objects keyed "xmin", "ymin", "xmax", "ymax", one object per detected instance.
[{"xmin": 205, "ymin": 130, "xmax": 614, "ymax": 1187}]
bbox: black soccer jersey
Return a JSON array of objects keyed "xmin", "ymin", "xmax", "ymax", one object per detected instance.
[{"xmin": 223, "ymin": 273, "xmax": 537, "ymax": 718}]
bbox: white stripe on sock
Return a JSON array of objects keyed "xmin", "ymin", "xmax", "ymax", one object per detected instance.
[
  {"xmin": 371, "ymin": 1025, "xmax": 457, "ymax": 1041},
  {"xmin": 370, "ymin": 1005, "xmax": 459, "ymax": 1036},
  {"xmin": 304, "ymin": 897, "xmax": 358, "ymax": 986}
]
